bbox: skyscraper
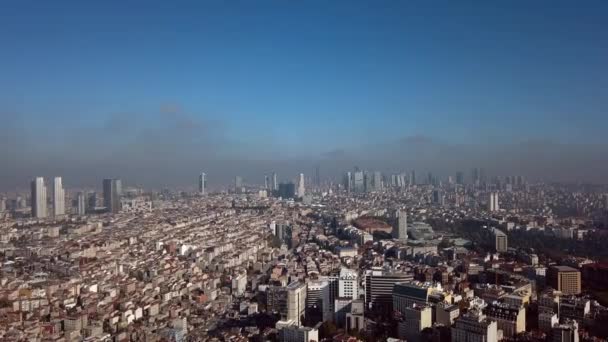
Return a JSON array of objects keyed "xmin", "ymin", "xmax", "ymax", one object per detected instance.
[
  {"xmin": 103, "ymin": 178, "xmax": 121, "ymax": 213},
  {"xmin": 235, "ymin": 176, "xmax": 243, "ymax": 193},
  {"xmin": 456, "ymin": 171, "xmax": 464, "ymax": 185},
  {"xmin": 264, "ymin": 175, "xmax": 269, "ymax": 189},
  {"xmin": 343, "ymin": 172, "xmax": 352, "ymax": 192},
  {"xmin": 488, "ymin": 192, "xmax": 499, "ymax": 212},
  {"xmin": 198, "ymin": 172, "xmax": 207, "ymax": 195},
  {"xmin": 272, "ymin": 172, "xmax": 278, "ymax": 191},
  {"xmin": 287, "ymin": 281, "xmax": 307, "ymax": 326},
  {"xmin": 77, "ymin": 192, "xmax": 86, "ymax": 216},
  {"xmin": 52, "ymin": 177, "xmax": 65, "ymax": 217},
  {"xmin": 297, "ymin": 173, "xmax": 305, "ymax": 197},
  {"xmin": 373, "ymin": 171, "xmax": 382, "ymax": 191},
  {"xmin": 394, "ymin": 209, "xmax": 407, "ymax": 242},
  {"xmin": 353, "ymin": 171, "xmax": 365, "ymax": 193},
  {"xmin": 30, "ymin": 177, "xmax": 47, "ymax": 218}
]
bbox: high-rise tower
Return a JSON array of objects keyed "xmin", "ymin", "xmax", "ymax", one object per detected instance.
[
  {"xmin": 198, "ymin": 173, "xmax": 207, "ymax": 195},
  {"xmin": 394, "ymin": 209, "xmax": 407, "ymax": 242},
  {"xmin": 52, "ymin": 177, "xmax": 65, "ymax": 217},
  {"xmin": 103, "ymin": 178, "xmax": 122, "ymax": 213},
  {"xmin": 297, "ymin": 173, "xmax": 305, "ymax": 197},
  {"xmin": 30, "ymin": 177, "xmax": 47, "ymax": 218}
]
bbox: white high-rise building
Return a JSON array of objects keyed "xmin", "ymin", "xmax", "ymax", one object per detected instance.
[
  {"xmin": 488, "ymin": 192, "xmax": 499, "ymax": 212},
  {"xmin": 52, "ymin": 177, "xmax": 65, "ymax": 217},
  {"xmin": 287, "ymin": 281, "xmax": 307, "ymax": 326},
  {"xmin": 272, "ymin": 172, "xmax": 278, "ymax": 191},
  {"xmin": 394, "ymin": 209, "xmax": 407, "ymax": 242},
  {"xmin": 297, "ymin": 173, "xmax": 305, "ymax": 197},
  {"xmin": 77, "ymin": 192, "xmax": 86, "ymax": 216},
  {"xmin": 198, "ymin": 172, "xmax": 207, "ymax": 195},
  {"xmin": 30, "ymin": 177, "xmax": 47, "ymax": 218},
  {"xmin": 338, "ymin": 268, "xmax": 358, "ymax": 299}
]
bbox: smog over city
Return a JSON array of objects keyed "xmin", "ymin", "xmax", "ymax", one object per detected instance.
[{"xmin": 1, "ymin": 1, "xmax": 608, "ymax": 341}]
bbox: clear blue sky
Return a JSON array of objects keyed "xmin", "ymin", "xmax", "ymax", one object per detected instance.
[{"xmin": 1, "ymin": 1, "xmax": 608, "ymax": 187}]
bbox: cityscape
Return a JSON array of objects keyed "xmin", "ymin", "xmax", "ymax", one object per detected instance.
[{"xmin": 2, "ymin": 1, "xmax": 608, "ymax": 342}]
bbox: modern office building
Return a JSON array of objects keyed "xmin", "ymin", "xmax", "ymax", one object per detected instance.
[
  {"xmin": 372, "ymin": 171, "xmax": 382, "ymax": 191},
  {"xmin": 365, "ymin": 268, "xmax": 413, "ymax": 316},
  {"xmin": 264, "ymin": 175, "xmax": 270, "ymax": 190},
  {"xmin": 338, "ymin": 268, "xmax": 358, "ymax": 300},
  {"xmin": 278, "ymin": 183, "xmax": 296, "ymax": 199},
  {"xmin": 548, "ymin": 266, "xmax": 581, "ymax": 295},
  {"xmin": 393, "ymin": 282, "xmax": 432, "ymax": 312},
  {"xmin": 77, "ymin": 192, "xmax": 86, "ymax": 216},
  {"xmin": 353, "ymin": 171, "xmax": 365, "ymax": 193},
  {"xmin": 272, "ymin": 172, "xmax": 278, "ymax": 191},
  {"xmin": 491, "ymin": 228, "xmax": 508, "ymax": 253},
  {"xmin": 30, "ymin": 177, "xmax": 47, "ymax": 218},
  {"xmin": 103, "ymin": 178, "xmax": 122, "ymax": 214},
  {"xmin": 52, "ymin": 177, "xmax": 65, "ymax": 217},
  {"xmin": 297, "ymin": 173, "xmax": 305, "ymax": 197},
  {"xmin": 488, "ymin": 192, "xmax": 499, "ymax": 212},
  {"xmin": 198, "ymin": 172, "xmax": 207, "ymax": 194},
  {"xmin": 343, "ymin": 172, "xmax": 352, "ymax": 192},
  {"xmin": 287, "ymin": 282, "xmax": 307, "ymax": 326},
  {"xmin": 393, "ymin": 209, "xmax": 408, "ymax": 242}
]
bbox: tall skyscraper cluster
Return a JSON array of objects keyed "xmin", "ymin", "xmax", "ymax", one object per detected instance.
[
  {"xmin": 344, "ymin": 169, "xmax": 383, "ymax": 193},
  {"xmin": 30, "ymin": 176, "xmax": 65, "ymax": 218}
]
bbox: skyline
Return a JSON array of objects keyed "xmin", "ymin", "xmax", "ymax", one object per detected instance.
[{"xmin": 1, "ymin": 1, "xmax": 608, "ymax": 188}]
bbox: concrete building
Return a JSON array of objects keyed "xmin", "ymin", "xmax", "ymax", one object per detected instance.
[
  {"xmin": 548, "ymin": 266, "xmax": 581, "ymax": 295},
  {"xmin": 345, "ymin": 299, "xmax": 364, "ymax": 332},
  {"xmin": 30, "ymin": 177, "xmax": 47, "ymax": 218},
  {"xmin": 52, "ymin": 177, "xmax": 65, "ymax": 217},
  {"xmin": 287, "ymin": 282, "xmax": 307, "ymax": 326},
  {"xmin": 451, "ymin": 310, "xmax": 498, "ymax": 342},
  {"xmin": 397, "ymin": 305, "xmax": 432, "ymax": 342},
  {"xmin": 394, "ymin": 209, "xmax": 408, "ymax": 242},
  {"xmin": 232, "ymin": 273, "xmax": 247, "ymax": 296},
  {"xmin": 491, "ymin": 228, "xmax": 508, "ymax": 253},
  {"xmin": 483, "ymin": 302, "xmax": 525, "ymax": 338},
  {"xmin": 393, "ymin": 282, "xmax": 431, "ymax": 311},
  {"xmin": 338, "ymin": 268, "xmax": 358, "ymax": 299},
  {"xmin": 552, "ymin": 320, "xmax": 579, "ymax": 342},
  {"xmin": 436, "ymin": 303, "xmax": 460, "ymax": 326},
  {"xmin": 364, "ymin": 268, "xmax": 413, "ymax": 316},
  {"xmin": 277, "ymin": 321, "xmax": 319, "ymax": 342}
]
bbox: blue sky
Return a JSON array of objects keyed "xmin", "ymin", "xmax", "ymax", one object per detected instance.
[{"xmin": 1, "ymin": 1, "xmax": 608, "ymax": 187}]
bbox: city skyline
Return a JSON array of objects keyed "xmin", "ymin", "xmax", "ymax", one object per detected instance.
[{"xmin": 1, "ymin": 2, "xmax": 608, "ymax": 189}]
